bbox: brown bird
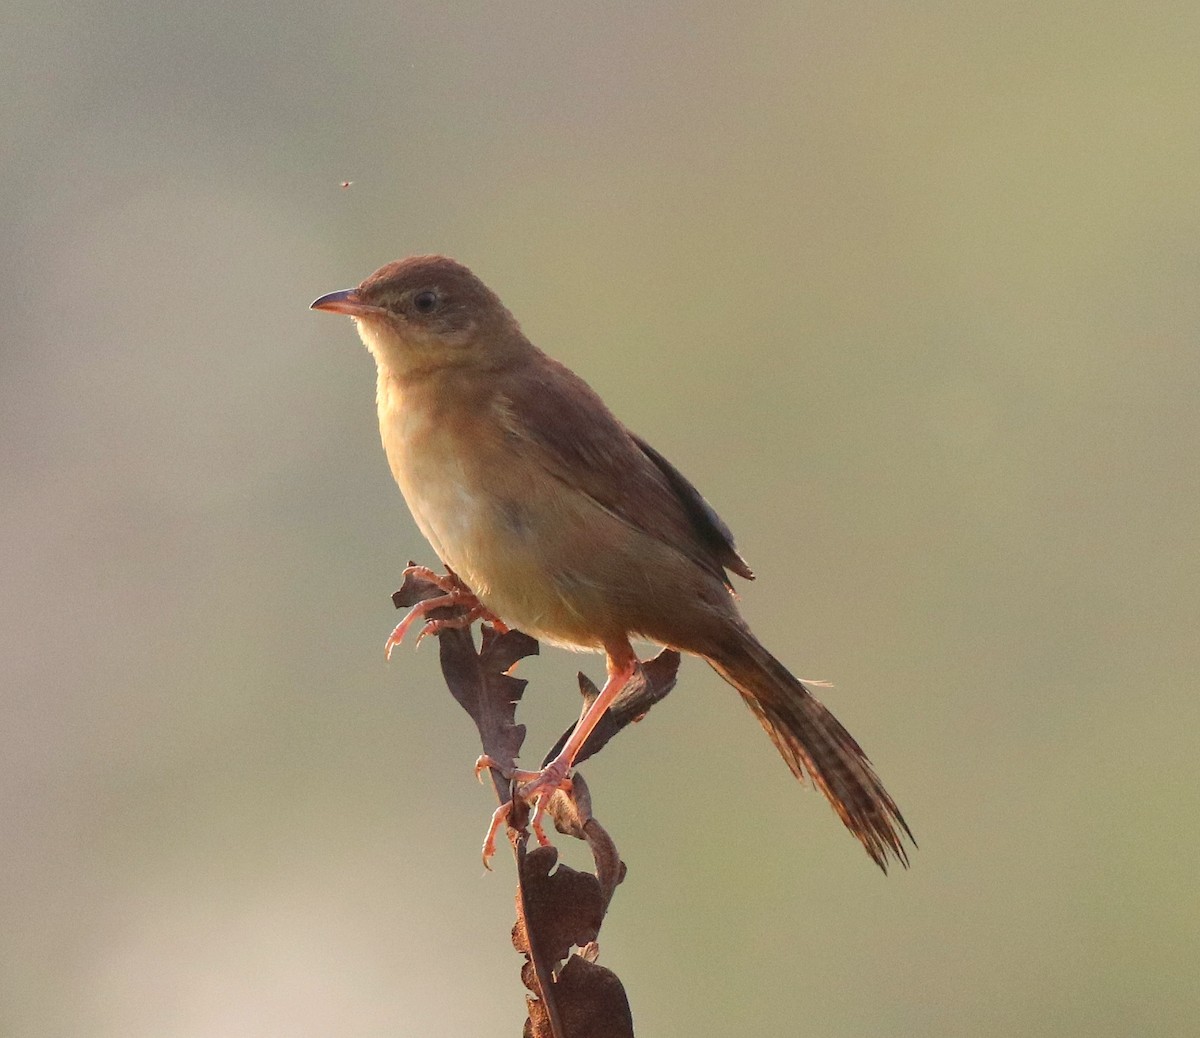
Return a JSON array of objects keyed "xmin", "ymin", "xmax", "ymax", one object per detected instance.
[{"xmin": 312, "ymin": 256, "xmax": 913, "ymax": 871}]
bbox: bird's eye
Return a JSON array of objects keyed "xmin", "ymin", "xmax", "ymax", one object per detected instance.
[{"xmin": 413, "ymin": 290, "xmax": 438, "ymax": 314}]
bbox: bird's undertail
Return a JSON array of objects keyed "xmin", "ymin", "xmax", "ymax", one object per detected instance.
[{"xmin": 707, "ymin": 631, "xmax": 914, "ymax": 872}]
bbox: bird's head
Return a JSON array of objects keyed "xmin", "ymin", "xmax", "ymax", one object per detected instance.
[{"xmin": 312, "ymin": 255, "xmax": 525, "ymax": 378}]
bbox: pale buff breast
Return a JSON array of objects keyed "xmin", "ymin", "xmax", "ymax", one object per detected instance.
[{"xmin": 375, "ymin": 374, "xmax": 613, "ymax": 649}]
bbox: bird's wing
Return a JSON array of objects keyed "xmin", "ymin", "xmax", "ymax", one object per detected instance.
[{"xmin": 499, "ymin": 355, "xmax": 753, "ymax": 588}]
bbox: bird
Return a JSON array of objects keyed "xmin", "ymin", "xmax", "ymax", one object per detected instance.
[{"xmin": 311, "ymin": 255, "xmax": 913, "ymax": 871}]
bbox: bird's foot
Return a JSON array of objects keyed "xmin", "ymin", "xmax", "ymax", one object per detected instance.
[
  {"xmin": 386, "ymin": 567, "xmax": 509, "ymax": 659},
  {"xmin": 413, "ymin": 604, "xmax": 507, "ymax": 646},
  {"xmin": 475, "ymin": 754, "xmax": 573, "ymax": 869},
  {"xmin": 402, "ymin": 564, "xmax": 469, "ymax": 597}
]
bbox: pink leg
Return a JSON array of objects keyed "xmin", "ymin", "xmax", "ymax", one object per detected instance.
[{"xmin": 477, "ymin": 641, "xmax": 639, "ymax": 868}]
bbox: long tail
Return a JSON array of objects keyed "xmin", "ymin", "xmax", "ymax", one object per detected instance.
[{"xmin": 707, "ymin": 629, "xmax": 914, "ymax": 872}]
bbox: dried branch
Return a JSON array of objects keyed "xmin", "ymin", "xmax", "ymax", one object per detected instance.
[{"xmin": 393, "ymin": 566, "xmax": 680, "ymax": 1036}]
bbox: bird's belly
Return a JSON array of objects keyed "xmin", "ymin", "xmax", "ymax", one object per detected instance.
[
  {"xmin": 389, "ymin": 432, "xmax": 611, "ymax": 650},
  {"xmin": 416, "ymin": 486, "xmax": 609, "ymax": 648}
]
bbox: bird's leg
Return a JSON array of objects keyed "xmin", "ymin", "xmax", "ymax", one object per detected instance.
[
  {"xmin": 475, "ymin": 642, "xmax": 639, "ymax": 868},
  {"xmin": 386, "ymin": 566, "xmax": 509, "ymax": 659}
]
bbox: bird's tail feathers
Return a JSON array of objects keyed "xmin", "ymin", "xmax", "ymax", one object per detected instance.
[{"xmin": 707, "ymin": 631, "xmax": 913, "ymax": 871}]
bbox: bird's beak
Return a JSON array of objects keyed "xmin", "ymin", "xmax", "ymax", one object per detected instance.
[{"xmin": 310, "ymin": 288, "xmax": 377, "ymax": 316}]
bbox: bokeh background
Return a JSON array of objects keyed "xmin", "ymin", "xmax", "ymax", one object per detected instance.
[{"xmin": 4, "ymin": 2, "xmax": 1198, "ymax": 1035}]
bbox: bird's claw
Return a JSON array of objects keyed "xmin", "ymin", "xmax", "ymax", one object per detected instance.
[
  {"xmin": 385, "ymin": 568, "xmax": 509, "ymax": 659},
  {"xmin": 475, "ymin": 754, "xmax": 572, "ymax": 868}
]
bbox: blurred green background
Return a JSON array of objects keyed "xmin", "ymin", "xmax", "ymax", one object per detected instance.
[{"xmin": 4, "ymin": 1, "xmax": 1198, "ymax": 1035}]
